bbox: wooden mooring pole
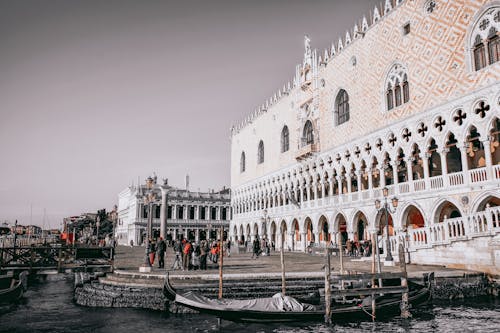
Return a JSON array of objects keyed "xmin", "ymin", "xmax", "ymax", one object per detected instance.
[
  {"xmin": 218, "ymin": 226, "xmax": 224, "ymax": 299},
  {"xmin": 280, "ymin": 230, "xmax": 286, "ymax": 295},
  {"xmin": 324, "ymin": 246, "xmax": 332, "ymax": 324},
  {"xmin": 371, "ymin": 232, "xmax": 377, "ymax": 321},
  {"xmin": 399, "ymin": 244, "xmax": 411, "ymax": 319}
]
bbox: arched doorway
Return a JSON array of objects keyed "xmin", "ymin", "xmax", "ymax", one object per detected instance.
[
  {"xmin": 435, "ymin": 201, "xmax": 462, "ymax": 222},
  {"xmin": 335, "ymin": 214, "xmax": 348, "ymax": 244},
  {"xmin": 318, "ymin": 215, "xmax": 330, "ymax": 244},
  {"xmin": 270, "ymin": 221, "xmax": 277, "ymax": 244},
  {"xmin": 353, "ymin": 211, "xmax": 368, "ymax": 241},
  {"xmin": 253, "ymin": 223, "xmax": 259, "ymax": 240},
  {"xmin": 305, "ymin": 217, "xmax": 314, "ymax": 244},
  {"xmin": 402, "ymin": 205, "xmax": 426, "ymax": 246},
  {"xmin": 292, "ymin": 219, "xmax": 300, "ymax": 251},
  {"xmin": 239, "ymin": 225, "xmax": 244, "ymax": 244}
]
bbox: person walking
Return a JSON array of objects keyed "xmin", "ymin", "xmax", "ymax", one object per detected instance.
[
  {"xmin": 171, "ymin": 240, "xmax": 182, "ymax": 270},
  {"xmin": 182, "ymin": 240, "xmax": 193, "ymax": 271},
  {"xmin": 200, "ymin": 240, "xmax": 209, "ymax": 270},
  {"xmin": 148, "ymin": 238, "xmax": 157, "ymax": 266},
  {"xmin": 251, "ymin": 238, "xmax": 261, "ymax": 259},
  {"xmin": 157, "ymin": 237, "xmax": 166, "ymax": 268}
]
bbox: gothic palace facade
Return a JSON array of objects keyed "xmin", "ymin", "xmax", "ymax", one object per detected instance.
[
  {"xmin": 115, "ymin": 176, "xmax": 231, "ymax": 246},
  {"xmin": 230, "ymin": 0, "xmax": 500, "ymax": 274}
]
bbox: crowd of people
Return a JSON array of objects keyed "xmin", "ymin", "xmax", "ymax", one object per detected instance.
[
  {"xmin": 145, "ymin": 237, "xmax": 231, "ymax": 271},
  {"xmin": 343, "ymin": 239, "xmax": 373, "ymax": 257}
]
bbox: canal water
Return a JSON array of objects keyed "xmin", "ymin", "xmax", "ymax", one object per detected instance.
[{"xmin": 1, "ymin": 275, "xmax": 499, "ymax": 333}]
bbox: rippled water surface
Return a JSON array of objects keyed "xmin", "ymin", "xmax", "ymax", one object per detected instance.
[{"xmin": 1, "ymin": 276, "xmax": 499, "ymax": 333}]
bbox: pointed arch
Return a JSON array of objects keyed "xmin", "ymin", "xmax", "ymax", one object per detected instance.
[
  {"xmin": 281, "ymin": 126, "xmax": 290, "ymax": 153},
  {"xmin": 240, "ymin": 151, "xmax": 246, "ymax": 173},
  {"xmin": 257, "ymin": 140, "xmax": 265, "ymax": 164},
  {"xmin": 334, "ymin": 89, "xmax": 350, "ymax": 125}
]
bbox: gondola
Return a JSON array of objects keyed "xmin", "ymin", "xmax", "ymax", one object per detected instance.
[
  {"xmin": 0, "ymin": 271, "xmax": 28, "ymax": 304},
  {"xmin": 163, "ymin": 272, "xmax": 432, "ymax": 323}
]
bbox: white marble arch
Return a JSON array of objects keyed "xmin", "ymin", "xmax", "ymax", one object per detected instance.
[
  {"xmin": 471, "ymin": 191, "xmax": 500, "ymax": 213},
  {"xmin": 351, "ymin": 208, "xmax": 371, "ymax": 238},
  {"xmin": 398, "ymin": 201, "xmax": 428, "ymax": 230},
  {"xmin": 430, "ymin": 198, "xmax": 465, "ymax": 224}
]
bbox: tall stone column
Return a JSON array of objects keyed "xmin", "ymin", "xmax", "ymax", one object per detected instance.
[
  {"xmin": 368, "ymin": 168, "xmax": 374, "ymax": 198},
  {"xmin": 483, "ymin": 138, "xmax": 493, "ymax": 179},
  {"xmin": 440, "ymin": 148, "xmax": 449, "ymax": 187},
  {"xmin": 160, "ymin": 187, "xmax": 168, "ymax": 239},
  {"xmin": 459, "ymin": 147, "xmax": 469, "ymax": 185},
  {"xmin": 392, "ymin": 161, "xmax": 399, "ymax": 194},
  {"xmin": 422, "ymin": 154, "xmax": 431, "ymax": 189},
  {"xmin": 301, "ymin": 232, "xmax": 307, "ymax": 252}
]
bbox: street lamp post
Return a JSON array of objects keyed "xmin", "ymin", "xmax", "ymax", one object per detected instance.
[{"xmin": 374, "ymin": 187, "xmax": 398, "ymax": 262}]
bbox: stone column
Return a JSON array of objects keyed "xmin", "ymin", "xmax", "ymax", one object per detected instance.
[
  {"xmin": 347, "ymin": 175, "xmax": 352, "ymax": 194},
  {"xmin": 288, "ymin": 231, "xmax": 294, "ymax": 251},
  {"xmin": 368, "ymin": 168, "xmax": 374, "ymax": 198},
  {"xmin": 440, "ymin": 148, "xmax": 449, "ymax": 187},
  {"xmin": 357, "ymin": 171, "xmax": 362, "ymax": 191},
  {"xmin": 301, "ymin": 232, "xmax": 307, "ymax": 252},
  {"xmin": 483, "ymin": 138, "xmax": 493, "ymax": 180},
  {"xmin": 380, "ymin": 167, "xmax": 386, "ymax": 188},
  {"xmin": 422, "ymin": 154, "xmax": 431, "ymax": 189},
  {"xmin": 406, "ymin": 157, "xmax": 414, "ymax": 189},
  {"xmin": 195, "ymin": 229, "xmax": 200, "ymax": 243},
  {"xmin": 160, "ymin": 188, "xmax": 168, "ymax": 239},
  {"xmin": 392, "ymin": 161, "xmax": 399, "ymax": 194}
]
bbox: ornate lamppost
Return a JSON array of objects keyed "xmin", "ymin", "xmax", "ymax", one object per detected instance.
[{"xmin": 374, "ymin": 187, "xmax": 398, "ymax": 262}]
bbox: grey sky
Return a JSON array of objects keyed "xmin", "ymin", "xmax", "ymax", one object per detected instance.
[{"xmin": 0, "ymin": 0, "xmax": 381, "ymax": 228}]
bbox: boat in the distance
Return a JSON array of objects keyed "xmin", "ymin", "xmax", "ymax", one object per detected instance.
[
  {"xmin": 163, "ymin": 273, "xmax": 432, "ymax": 323},
  {"xmin": 0, "ymin": 271, "xmax": 28, "ymax": 304}
]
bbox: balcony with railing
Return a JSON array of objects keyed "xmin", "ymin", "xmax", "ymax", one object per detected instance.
[
  {"xmin": 295, "ymin": 142, "xmax": 318, "ymax": 161},
  {"xmin": 235, "ymin": 164, "xmax": 500, "ymax": 224}
]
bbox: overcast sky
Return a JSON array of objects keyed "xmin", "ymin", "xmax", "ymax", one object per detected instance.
[{"xmin": 0, "ymin": 0, "xmax": 382, "ymax": 228}]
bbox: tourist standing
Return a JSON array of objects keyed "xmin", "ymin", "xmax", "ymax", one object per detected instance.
[
  {"xmin": 157, "ymin": 237, "xmax": 166, "ymax": 268},
  {"xmin": 200, "ymin": 240, "xmax": 209, "ymax": 270},
  {"xmin": 226, "ymin": 240, "xmax": 231, "ymax": 257},
  {"xmin": 251, "ymin": 238, "xmax": 260, "ymax": 259},
  {"xmin": 182, "ymin": 240, "xmax": 192, "ymax": 271},
  {"xmin": 171, "ymin": 240, "xmax": 182, "ymax": 270},
  {"xmin": 148, "ymin": 239, "xmax": 157, "ymax": 266}
]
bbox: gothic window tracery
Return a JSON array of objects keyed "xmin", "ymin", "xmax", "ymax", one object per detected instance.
[
  {"xmin": 470, "ymin": 6, "xmax": 500, "ymax": 71},
  {"xmin": 281, "ymin": 126, "xmax": 289, "ymax": 153},
  {"xmin": 335, "ymin": 89, "xmax": 350, "ymax": 125},
  {"xmin": 240, "ymin": 152, "xmax": 246, "ymax": 173},
  {"xmin": 258, "ymin": 141, "xmax": 264, "ymax": 164},
  {"xmin": 385, "ymin": 63, "xmax": 410, "ymax": 111},
  {"xmin": 302, "ymin": 120, "xmax": 314, "ymax": 146}
]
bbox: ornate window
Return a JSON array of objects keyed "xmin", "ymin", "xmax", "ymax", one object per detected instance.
[
  {"xmin": 240, "ymin": 152, "xmax": 245, "ymax": 173},
  {"xmin": 281, "ymin": 126, "xmax": 289, "ymax": 153},
  {"xmin": 302, "ymin": 120, "xmax": 314, "ymax": 146},
  {"xmin": 470, "ymin": 6, "xmax": 500, "ymax": 71},
  {"xmin": 335, "ymin": 89, "xmax": 350, "ymax": 125},
  {"xmin": 257, "ymin": 140, "xmax": 264, "ymax": 164},
  {"xmin": 385, "ymin": 63, "xmax": 409, "ymax": 111}
]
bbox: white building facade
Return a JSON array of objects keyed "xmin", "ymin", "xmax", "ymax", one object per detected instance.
[
  {"xmin": 230, "ymin": 0, "xmax": 500, "ymax": 274},
  {"xmin": 116, "ymin": 176, "xmax": 231, "ymax": 246}
]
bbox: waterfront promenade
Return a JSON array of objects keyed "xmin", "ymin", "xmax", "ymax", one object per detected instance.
[{"xmin": 112, "ymin": 245, "xmax": 471, "ymax": 280}]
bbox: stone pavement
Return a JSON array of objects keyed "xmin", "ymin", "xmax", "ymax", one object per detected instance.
[{"xmin": 113, "ymin": 245, "xmax": 472, "ymax": 280}]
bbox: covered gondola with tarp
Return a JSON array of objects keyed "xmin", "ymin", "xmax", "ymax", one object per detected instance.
[{"xmin": 163, "ymin": 272, "xmax": 432, "ymax": 323}]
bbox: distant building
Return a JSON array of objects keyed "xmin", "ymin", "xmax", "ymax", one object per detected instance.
[{"xmin": 115, "ymin": 175, "xmax": 231, "ymax": 246}]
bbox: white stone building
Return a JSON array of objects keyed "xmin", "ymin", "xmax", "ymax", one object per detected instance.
[
  {"xmin": 230, "ymin": 0, "xmax": 500, "ymax": 274},
  {"xmin": 115, "ymin": 176, "xmax": 231, "ymax": 246}
]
